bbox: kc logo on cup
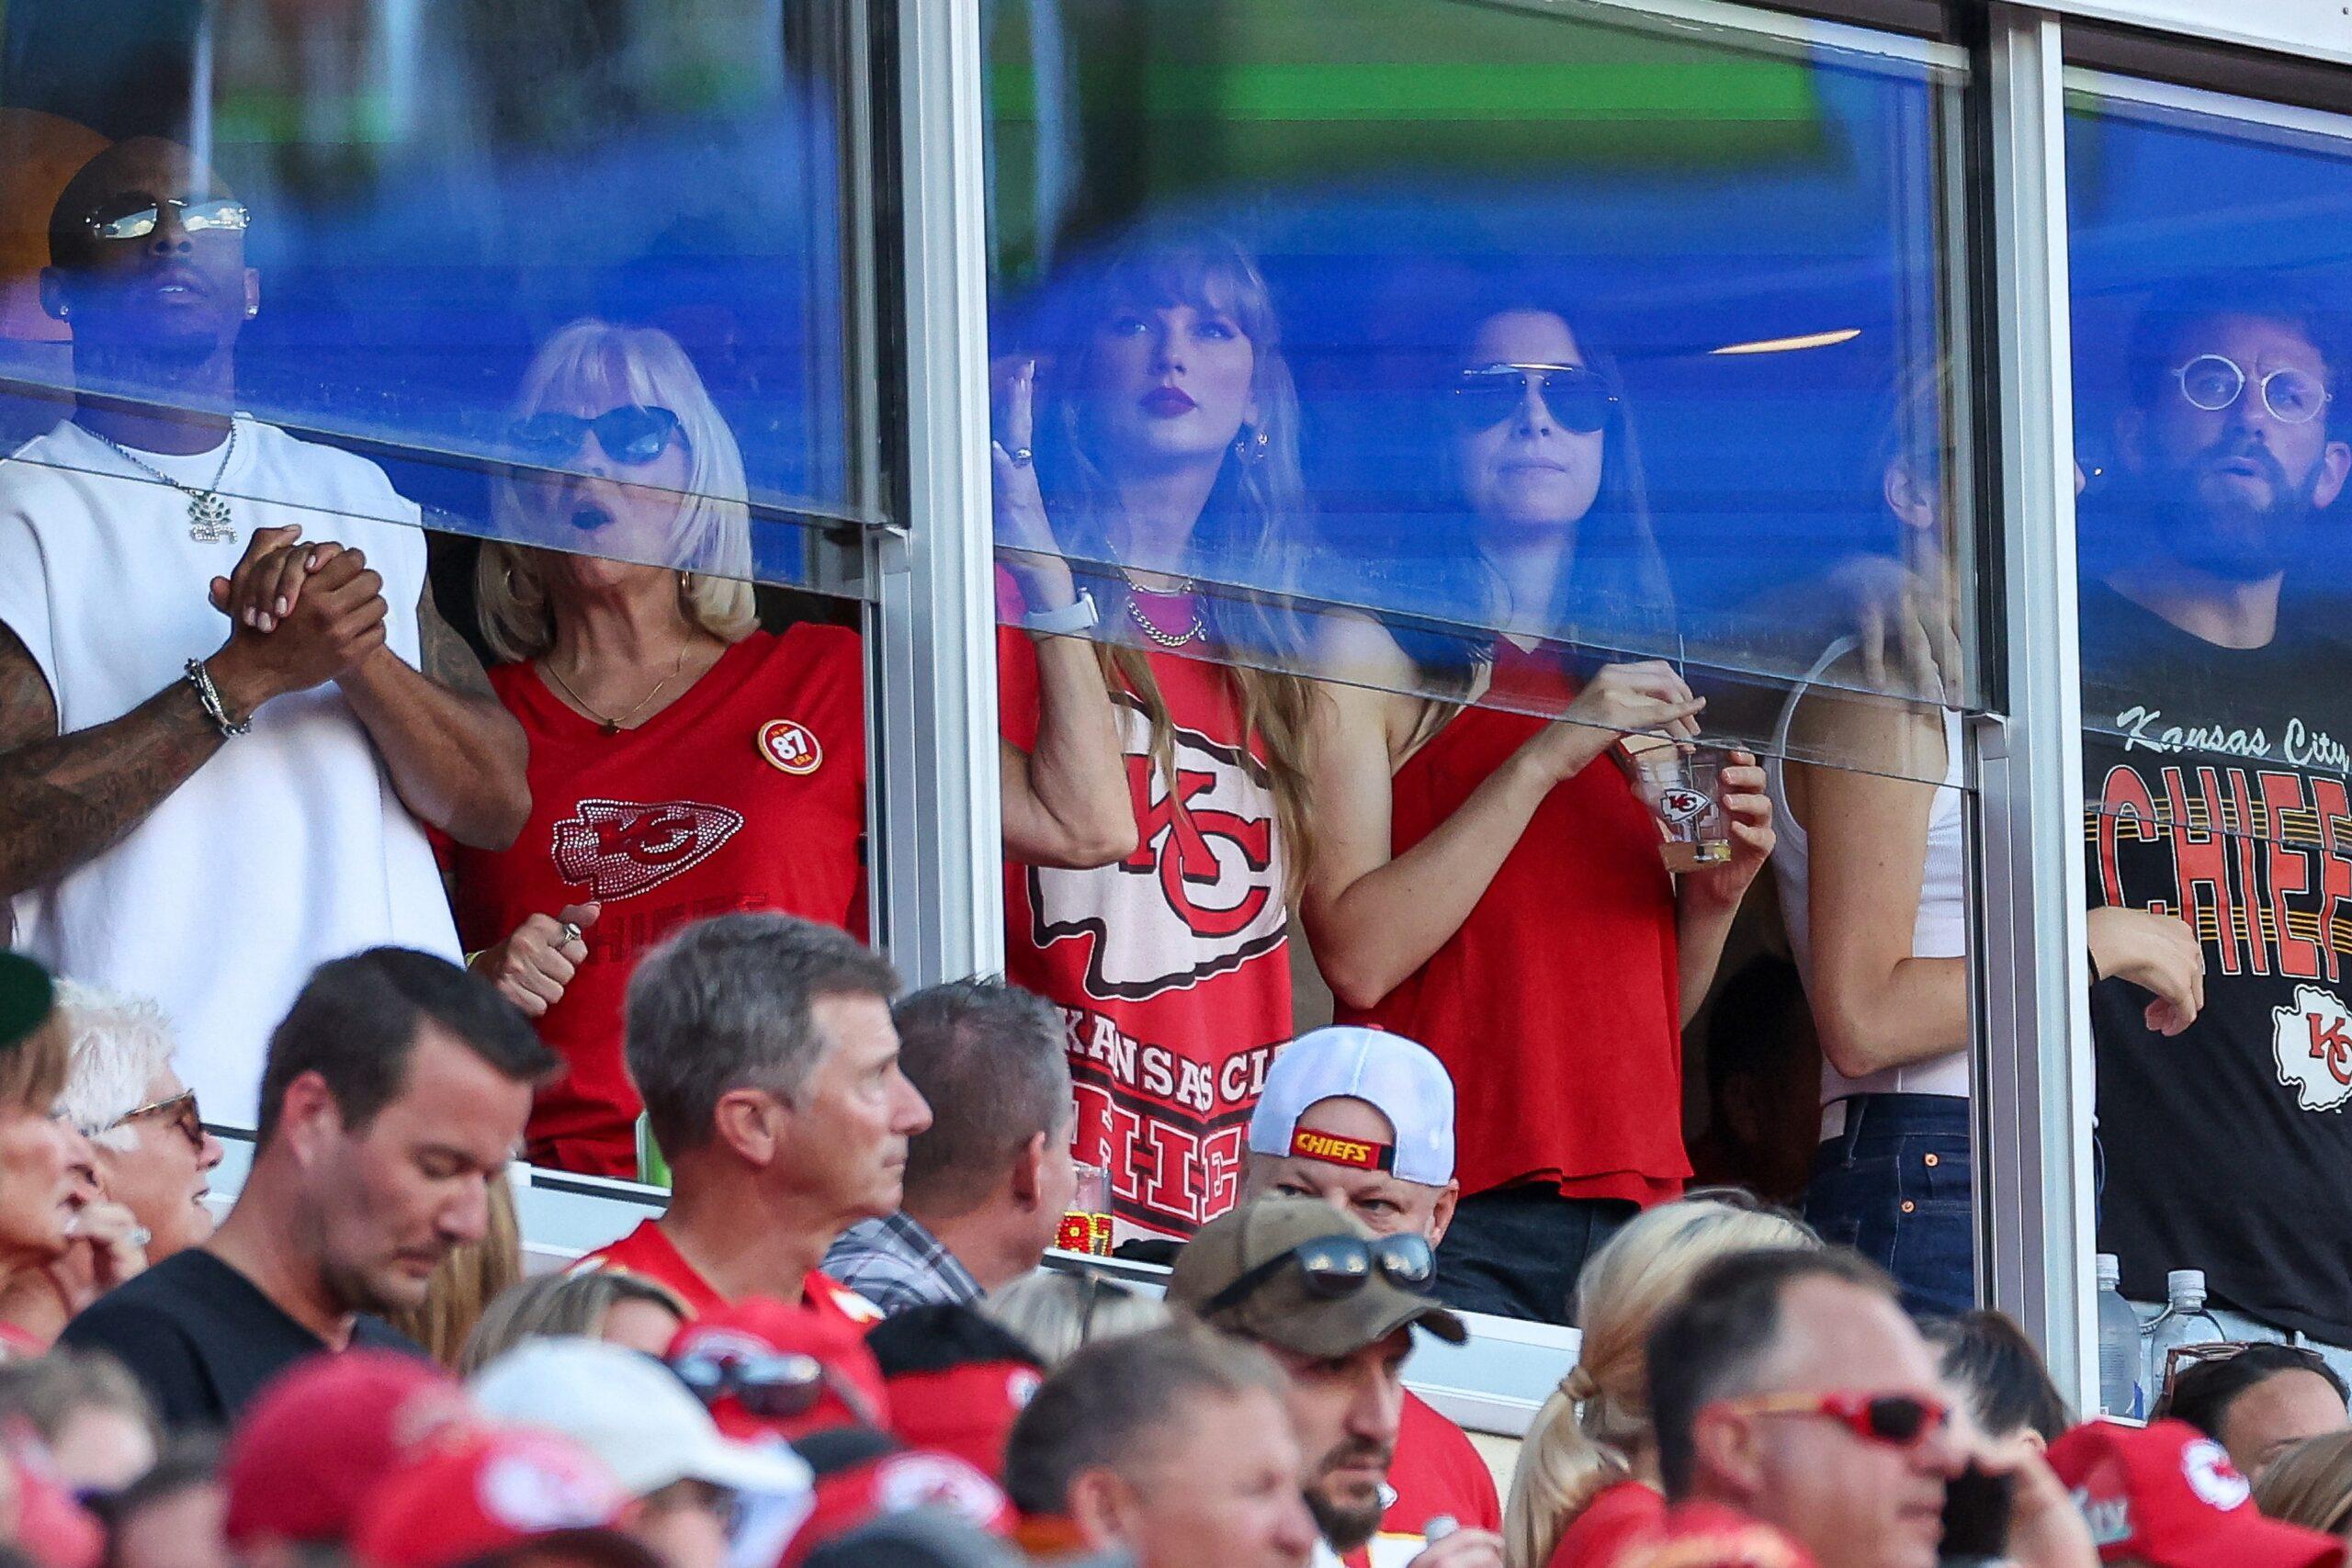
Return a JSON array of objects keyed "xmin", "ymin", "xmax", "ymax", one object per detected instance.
[
  {"xmin": 1656, "ymin": 786, "xmax": 1711, "ymax": 826},
  {"xmin": 758, "ymin": 718, "xmax": 823, "ymax": 776}
]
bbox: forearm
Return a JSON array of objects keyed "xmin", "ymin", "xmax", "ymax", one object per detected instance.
[
  {"xmin": 0, "ymin": 679, "xmax": 223, "ymax": 900},
  {"xmin": 1675, "ymin": 889, "xmax": 1743, "ymax": 1024},
  {"xmin": 1814, "ymin": 955, "xmax": 1969, "ymax": 1077},
  {"xmin": 1004, "ymin": 634, "xmax": 1136, "ymax": 868},
  {"xmin": 339, "ymin": 649, "xmax": 528, "ymax": 848},
  {"xmin": 1308, "ymin": 749, "xmax": 1558, "ymax": 1009}
]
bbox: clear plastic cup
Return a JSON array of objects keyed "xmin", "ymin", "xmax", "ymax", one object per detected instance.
[{"xmin": 1634, "ymin": 744, "xmax": 1731, "ymax": 873}]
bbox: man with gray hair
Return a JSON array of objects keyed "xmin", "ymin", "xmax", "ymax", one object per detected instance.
[
  {"xmin": 55, "ymin": 982, "xmax": 224, "ymax": 1264},
  {"xmin": 575, "ymin": 912, "xmax": 931, "ymax": 1323},
  {"xmin": 822, "ymin": 980, "xmax": 1076, "ymax": 1314}
]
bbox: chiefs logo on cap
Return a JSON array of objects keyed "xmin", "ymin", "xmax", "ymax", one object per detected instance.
[
  {"xmin": 759, "ymin": 719, "xmax": 824, "ymax": 776},
  {"xmin": 1289, "ymin": 1128, "xmax": 1395, "ymax": 1173}
]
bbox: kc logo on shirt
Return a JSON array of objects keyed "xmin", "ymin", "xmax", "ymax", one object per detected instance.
[
  {"xmin": 1029, "ymin": 707, "xmax": 1286, "ymax": 1002},
  {"xmin": 551, "ymin": 797, "xmax": 745, "ymax": 901}
]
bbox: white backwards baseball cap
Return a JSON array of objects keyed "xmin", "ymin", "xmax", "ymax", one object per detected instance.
[{"xmin": 1247, "ymin": 1026, "xmax": 1456, "ymax": 1187}]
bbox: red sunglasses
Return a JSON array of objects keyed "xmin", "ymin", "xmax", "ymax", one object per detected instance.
[{"xmin": 1721, "ymin": 1390, "xmax": 1951, "ymax": 1449}]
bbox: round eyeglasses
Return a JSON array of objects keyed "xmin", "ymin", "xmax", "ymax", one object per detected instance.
[{"xmin": 2175, "ymin": 354, "xmax": 2331, "ymax": 426}]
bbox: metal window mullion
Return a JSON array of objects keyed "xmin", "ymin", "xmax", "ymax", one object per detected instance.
[
  {"xmin": 872, "ymin": 0, "xmax": 1004, "ymax": 986},
  {"xmin": 1971, "ymin": 5, "xmax": 2098, "ymax": 1413}
]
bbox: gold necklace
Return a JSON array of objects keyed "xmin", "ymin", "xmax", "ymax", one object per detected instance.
[{"xmin": 541, "ymin": 641, "xmax": 696, "ymax": 736}]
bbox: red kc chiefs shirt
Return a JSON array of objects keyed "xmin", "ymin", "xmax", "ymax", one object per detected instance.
[
  {"xmin": 998, "ymin": 613, "xmax": 1292, "ymax": 1242},
  {"xmin": 572, "ymin": 1218, "xmax": 881, "ymax": 1325},
  {"xmin": 1385, "ymin": 1392, "xmax": 1502, "ymax": 1536},
  {"xmin": 450, "ymin": 627, "xmax": 866, "ymax": 1176}
]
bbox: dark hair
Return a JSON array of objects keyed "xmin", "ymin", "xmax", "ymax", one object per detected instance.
[
  {"xmin": 866, "ymin": 1303, "xmax": 1046, "ymax": 1378},
  {"xmin": 2158, "ymin": 1343, "xmax": 2350, "ymax": 1439},
  {"xmin": 1647, "ymin": 1247, "xmax": 1898, "ymax": 1500},
  {"xmin": 1919, "ymin": 1311, "xmax": 2072, "ymax": 1443},
  {"xmin": 2125, "ymin": 270, "xmax": 2349, "ymax": 436},
  {"xmin": 893, "ymin": 983, "xmax": 1070, "ymax": 1216},
  {"xmin": 1002, "ymin": 1322, "xmax": 1288, "ymax": 1517},
  {"xmin": 256, "ymin": 949, "xmax": 556, "ymax": 1148},
  {"xmin": 625, "ymin": 913, "xmax": 899, "ymax": 1156}
]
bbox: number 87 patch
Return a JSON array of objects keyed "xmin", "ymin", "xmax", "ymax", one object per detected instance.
[{"xmin": 757, "ymin": 718, "xmax": 824, "ymax": 776}]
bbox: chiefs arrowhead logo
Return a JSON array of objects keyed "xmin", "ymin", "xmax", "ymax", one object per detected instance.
[{"xmin": 551, "ymin": 797, "xmax": 744, "ymax": 901}]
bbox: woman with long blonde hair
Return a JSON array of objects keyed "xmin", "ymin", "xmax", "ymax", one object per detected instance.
[
  {"xmin": 1503, "ymin": 1190, "xmax": 1816, "ymax": 1568},
  {"xmin": 454, "ymin": 319, "xmax": 1130, "ymax": 1177},
  {"xmin": 997, "ymin": 224, "xmax": 1317, "ymax": 1242}
]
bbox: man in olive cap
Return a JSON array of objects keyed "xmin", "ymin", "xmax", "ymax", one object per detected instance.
[{"xmin": 1168, "ymin": 1196, "xmax": 1503, "ymax": 1568}]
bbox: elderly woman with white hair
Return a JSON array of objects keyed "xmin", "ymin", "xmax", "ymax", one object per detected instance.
[
  {"xmin": 51, "ymin": 983, "xmax": 221, "ymax": 1264},
  {"xmin": 450, "ymin": 319, "xmax": 1130, "ymax": 1179}
]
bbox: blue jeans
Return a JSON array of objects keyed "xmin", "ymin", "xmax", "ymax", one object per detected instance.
[
  {"xmin": 1804, "ymin": 1093, "xmax": 1974, "ymax": 1318},
  {"xmin": 1434, "ymin": 1185, "xmax": 1638, "ymax": 1325}
]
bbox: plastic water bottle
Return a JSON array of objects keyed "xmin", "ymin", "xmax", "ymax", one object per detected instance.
[
  {"xmin": 2144, "ymin": 1269, "xmax": 2225, "ymax": 1407},
  {"xmin": 2096, "ymin": 1254, "xmax": 2147, "ymax": 1418}
]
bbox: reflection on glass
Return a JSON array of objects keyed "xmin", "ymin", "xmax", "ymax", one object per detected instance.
[
  {"xmin": 449, "ymin": 320, "xmax": 865, "ymax": 1179},
  {"xmin": 0, "ymin": 136, "xmax": 514, "ymax": 1129},
  {"xmin": 2072, "ymin": 85, "xmax": 2352, "ymax": 1355}
]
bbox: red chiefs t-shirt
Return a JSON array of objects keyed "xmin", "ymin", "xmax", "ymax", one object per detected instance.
[
  {"xmin": 1338, "ymin": 644, "xmax": 1687, "ymax": 1205},
  {"xmin": 450, "ymin": 627, "xmax": 866, "ymax": 1176},
  {"xmin": 998, "ymin": 613, "xmax": 1292, "ymax": 1242},
  {"xmin": 1385, "ymin": 1392, "xmax": 1501, "ymax": 1536},
  {"xmin": 1545, "ymin": 1481, "xmax": 1666, "ymax": 1568},
  {"xmin": 572, "ymin": 1218, "xmax": 882, "ymax": 1326}
]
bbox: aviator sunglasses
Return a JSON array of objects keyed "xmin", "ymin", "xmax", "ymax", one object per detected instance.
[
  {"xmin": 508, "ymin": 405, "xmax": 684, "ymax": 467},
  {"xmin": 1720, "ymin": 1390, "xmax": 1951, "ymax": 1449},
  {"xmin": 2174, "ymin": 354, "xmax": 2331, "ymax": 425},
  {"xmin": 85, "ymin": 195, "xmax": 250, "ymax": 243},
  {"xmin": 669, "ymin": 1347, "xmax": 879, "ymax": 1427},
  {"xmin": 1450, "ymin": 362, "xmax": 1618, "ymax": 434},
  {"xmin": 1203, "ymin": 1231, "xmax": 1436, "ymax": 1315}
]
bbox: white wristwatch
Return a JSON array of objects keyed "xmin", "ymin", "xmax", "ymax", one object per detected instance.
[{"xmin": 1021, "ymin": 589, "xmax": 1100, "ymax": 636}]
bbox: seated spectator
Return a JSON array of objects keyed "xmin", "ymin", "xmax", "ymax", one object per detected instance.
[
  {"xmin": 572, "ymin": 914, "xmax": 925, "ymax": 1322},
  {"xmin": 865, "ymin": 1304, "xmax": 1047, "ymax": 1480},
  {"xmin": 1239, "ymin": 1027, "xmax": 1495, "ymax": 1541},
  {"xmin": 1919, "ymin": 1311, "xmax": 2072, "ymax": 1450},
  {"xmin": 0, "ymin": 1349, "xmax": 159, "ymax": 1495},
  {"xmin": 61, "ymin": 948, "xmax": 555, "ymax": 1429},
  {"xmin": 53, "ymin": 983, "xmax": 225, "ymax": 1262},
  {"xmin": 1645, "ymin": 1249, "xmax": 2092, "ymax": 1568},
  {"xmin": 388, "ymin": 1174, "xmax": 522, "ymax": 1367},
  {"xmin": 1002, "ymin": 1322, "xmax": 1321, "ymax": 1568},
  {"xmin": 219, "ymin": 1350, "xmax": 467, "ymax": 1561},
  {"xmin": 91, "ymin": 1440, "xmax": 227, "ymax": 1568},
  {"xmin": 2047, "ymin": 1418, "xmax": 2342, "ymax": 1568},
  {"xmin": 459, "ymin": 1271, "xmax": 691, "ymax": 1375},
  {"xmin": 979, "ymin": 1269, "xmax": 1169, "ymax": 1368},
  {"xmin": 2253, "ymin": 1428, "xmax": 2352, "ymax": 1540},
  {"xmin": 824, "ymin": 982, "xmax": 1074, "ymax": 1314},
  {"xmin": 2159, "ymin": 1346, "xmax": 2350, "ymax": 1483},
  {"xmin": 470, "ymin": 1338, "xmax": 811, "ymax": 1568},
  {"xmin": 0, "ymin": 953, "xmax": 109, "ymax": 1359},
  {"xmin": 353, "ymin": 1426, "xmax": 661, "ymax": 1568},
  {"xmin": 779, "ymin": 1428, "xmax": 1015, "ymax": 1568},
  {"xmin": 1506, "ymin": 1192, "xmax": 1816, "ymax": 1568},
  {"xmin": 666, "ymin": 1299, "xmax": 890, "ymax": 1445},
  {"xmin": 1167, "ymin": 1196, "xmax": 1499, "ymax": 1568}
]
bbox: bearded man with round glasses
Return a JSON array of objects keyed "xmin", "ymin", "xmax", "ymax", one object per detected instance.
[
  {"xmin": 0, "ymin": 137, "xmax": 526, "ymax": 1130},
  {"xmin": 1169, "ymin": 1196, "xmax": 1504, "ymax": 1568},
  {"xmin": 2082, "ymin": 271, "xmax": 2352, "ymax": 1375}
]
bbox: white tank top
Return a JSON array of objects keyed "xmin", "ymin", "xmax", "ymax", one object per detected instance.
[
  {"xmin": 0, "ymin": 417, "xmax": 463, "ymax": 1127},
  {"xmin": 1765, "ymin": 637, "xmax": 1970, "ymax": 1107}
]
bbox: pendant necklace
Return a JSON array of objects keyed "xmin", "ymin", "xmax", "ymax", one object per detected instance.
[
  {"xmin": 542, "ymin": 641, "xmax": 695, "ymax": 737},
  {"xmin": 94, "ymin": 423, "xmax": 239, "ymax": 543}
]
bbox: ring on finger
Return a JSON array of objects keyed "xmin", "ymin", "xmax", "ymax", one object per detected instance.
[
  {"xmin": 557, "ymin": 920, "xmax": 583, "ymax": 947},
  {"xmin": 1010, "ymin": 446, "xmax": 1034, "ymax": 467}
]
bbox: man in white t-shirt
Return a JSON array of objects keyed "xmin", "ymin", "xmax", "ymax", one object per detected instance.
[{"xmin": 0, "ymin": 136, "xmax": 528, "ymax": 1125}]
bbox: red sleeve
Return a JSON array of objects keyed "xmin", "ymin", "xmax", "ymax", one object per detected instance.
[
  {"xmin": 997, "ymin": 623, "xmax": 1045, "ymax": 752},
  {"xmin": 1545, "ymin": 1483, "xmax": 1667, "ymax": 1568},
  {"xmin": 1386, "ymin": 1393, "xmax": 1503, "ymax": 1533}
]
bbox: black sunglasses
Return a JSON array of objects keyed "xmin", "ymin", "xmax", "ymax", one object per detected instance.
[
  {"xmin": 1203, "ymin": 1232, "xmax": 1436, "ymax": 1316},
  {"xmin": 669, "ymin": 1348, "xmax": 877, "ymax": 1427},
  {"xmin": 1450, "ymin": 362, "xmax": 1617, "ymax": 434},
  {"xmin": 85, "ymin": 194, "xmax": 250, "ymax": 243},
  {"xmin": 509, "ymin": 405, "xmax": 684, "ymax": 467}
]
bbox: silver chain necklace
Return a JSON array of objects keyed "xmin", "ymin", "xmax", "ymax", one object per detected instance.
[
  {"xmin": 92, "ymin": 422, "xmax": 239, "ymax": 543},
  {"xmin": 1125, "ymin": 583, "xmax": 1206, "ymax": 649}
]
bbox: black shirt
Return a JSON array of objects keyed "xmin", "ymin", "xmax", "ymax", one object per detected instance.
[
  {"xmin": 2081, "ymin": 578, "xmax": 2352, "ymax": 1343},
  {"xmin": 58, "ymin": 1248, "xmax": 424, "ymax": 1432}
]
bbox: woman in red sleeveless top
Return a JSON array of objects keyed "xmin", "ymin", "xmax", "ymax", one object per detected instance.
[
  {"xmin": 450, "ymin": 321, "xmax": 1131, "ymax": 1177},
  {"xmin": 1302, "ymin": 302, "xmax": 1775, "ymax": 1321},
  {"xmin": 997, "ymin": 227, "xmax": 1317, "ymax": 1244}
]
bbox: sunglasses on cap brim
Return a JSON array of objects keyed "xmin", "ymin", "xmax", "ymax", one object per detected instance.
[
  {"xmin": 669, "ymin": 1348, "xmax": 877, "ymax": 1427},
  {"xmin": 1202, "ymin": 1232, "xmax": 1436, "ymax": 1316}
]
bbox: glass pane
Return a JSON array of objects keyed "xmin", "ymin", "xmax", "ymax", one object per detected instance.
[
  {"xmin": 0, "ymin": 2, "xmax": 874, "ymax": 1174},
  {"xmin": 988, "ymin": 0, "xmax": 1982, "ymax": 1283},
  {"xmin": 2067, "ymin": 76, "xmax": 2352, "ymax": 1381}
]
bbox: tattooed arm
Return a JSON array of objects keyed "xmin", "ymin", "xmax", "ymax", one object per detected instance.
[{"xmin": 336, "ymin": 577, "xmax": 530, "ymax": 850}]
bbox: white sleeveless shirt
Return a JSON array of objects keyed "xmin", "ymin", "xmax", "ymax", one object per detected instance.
[
  {"xmin": 0, "ymin": 417, "xmax": 462, "ymax": 1126},
  {"xmin": 1765, "ymin": 637, "xmax": 1970, "ymax": 1110}
]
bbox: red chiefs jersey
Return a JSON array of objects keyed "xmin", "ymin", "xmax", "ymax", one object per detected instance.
[
  {"xmin": 572, "ymin": 1218, "xmax": 882, "ymax": 1326},
  {"xmin": 1385, "ymin": 1392, "xmax": 1501, "ymax": 1536},
  {"xmin": 998, "ymin": 615, "xmax": 1292, "ymax": 1242},
  {"xmin": 450, "ymin": 627, "xmax": 866, "ymax": 1176}
]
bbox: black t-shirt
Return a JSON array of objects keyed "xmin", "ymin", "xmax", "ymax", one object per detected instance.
[
  {"xmin": 2082, "ymin": 578, "xmax": 2352, "ymax": 1343},
  {"xmin": 58, "ymin": 1248, "xmax": 424, "ymax": 1432}
]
